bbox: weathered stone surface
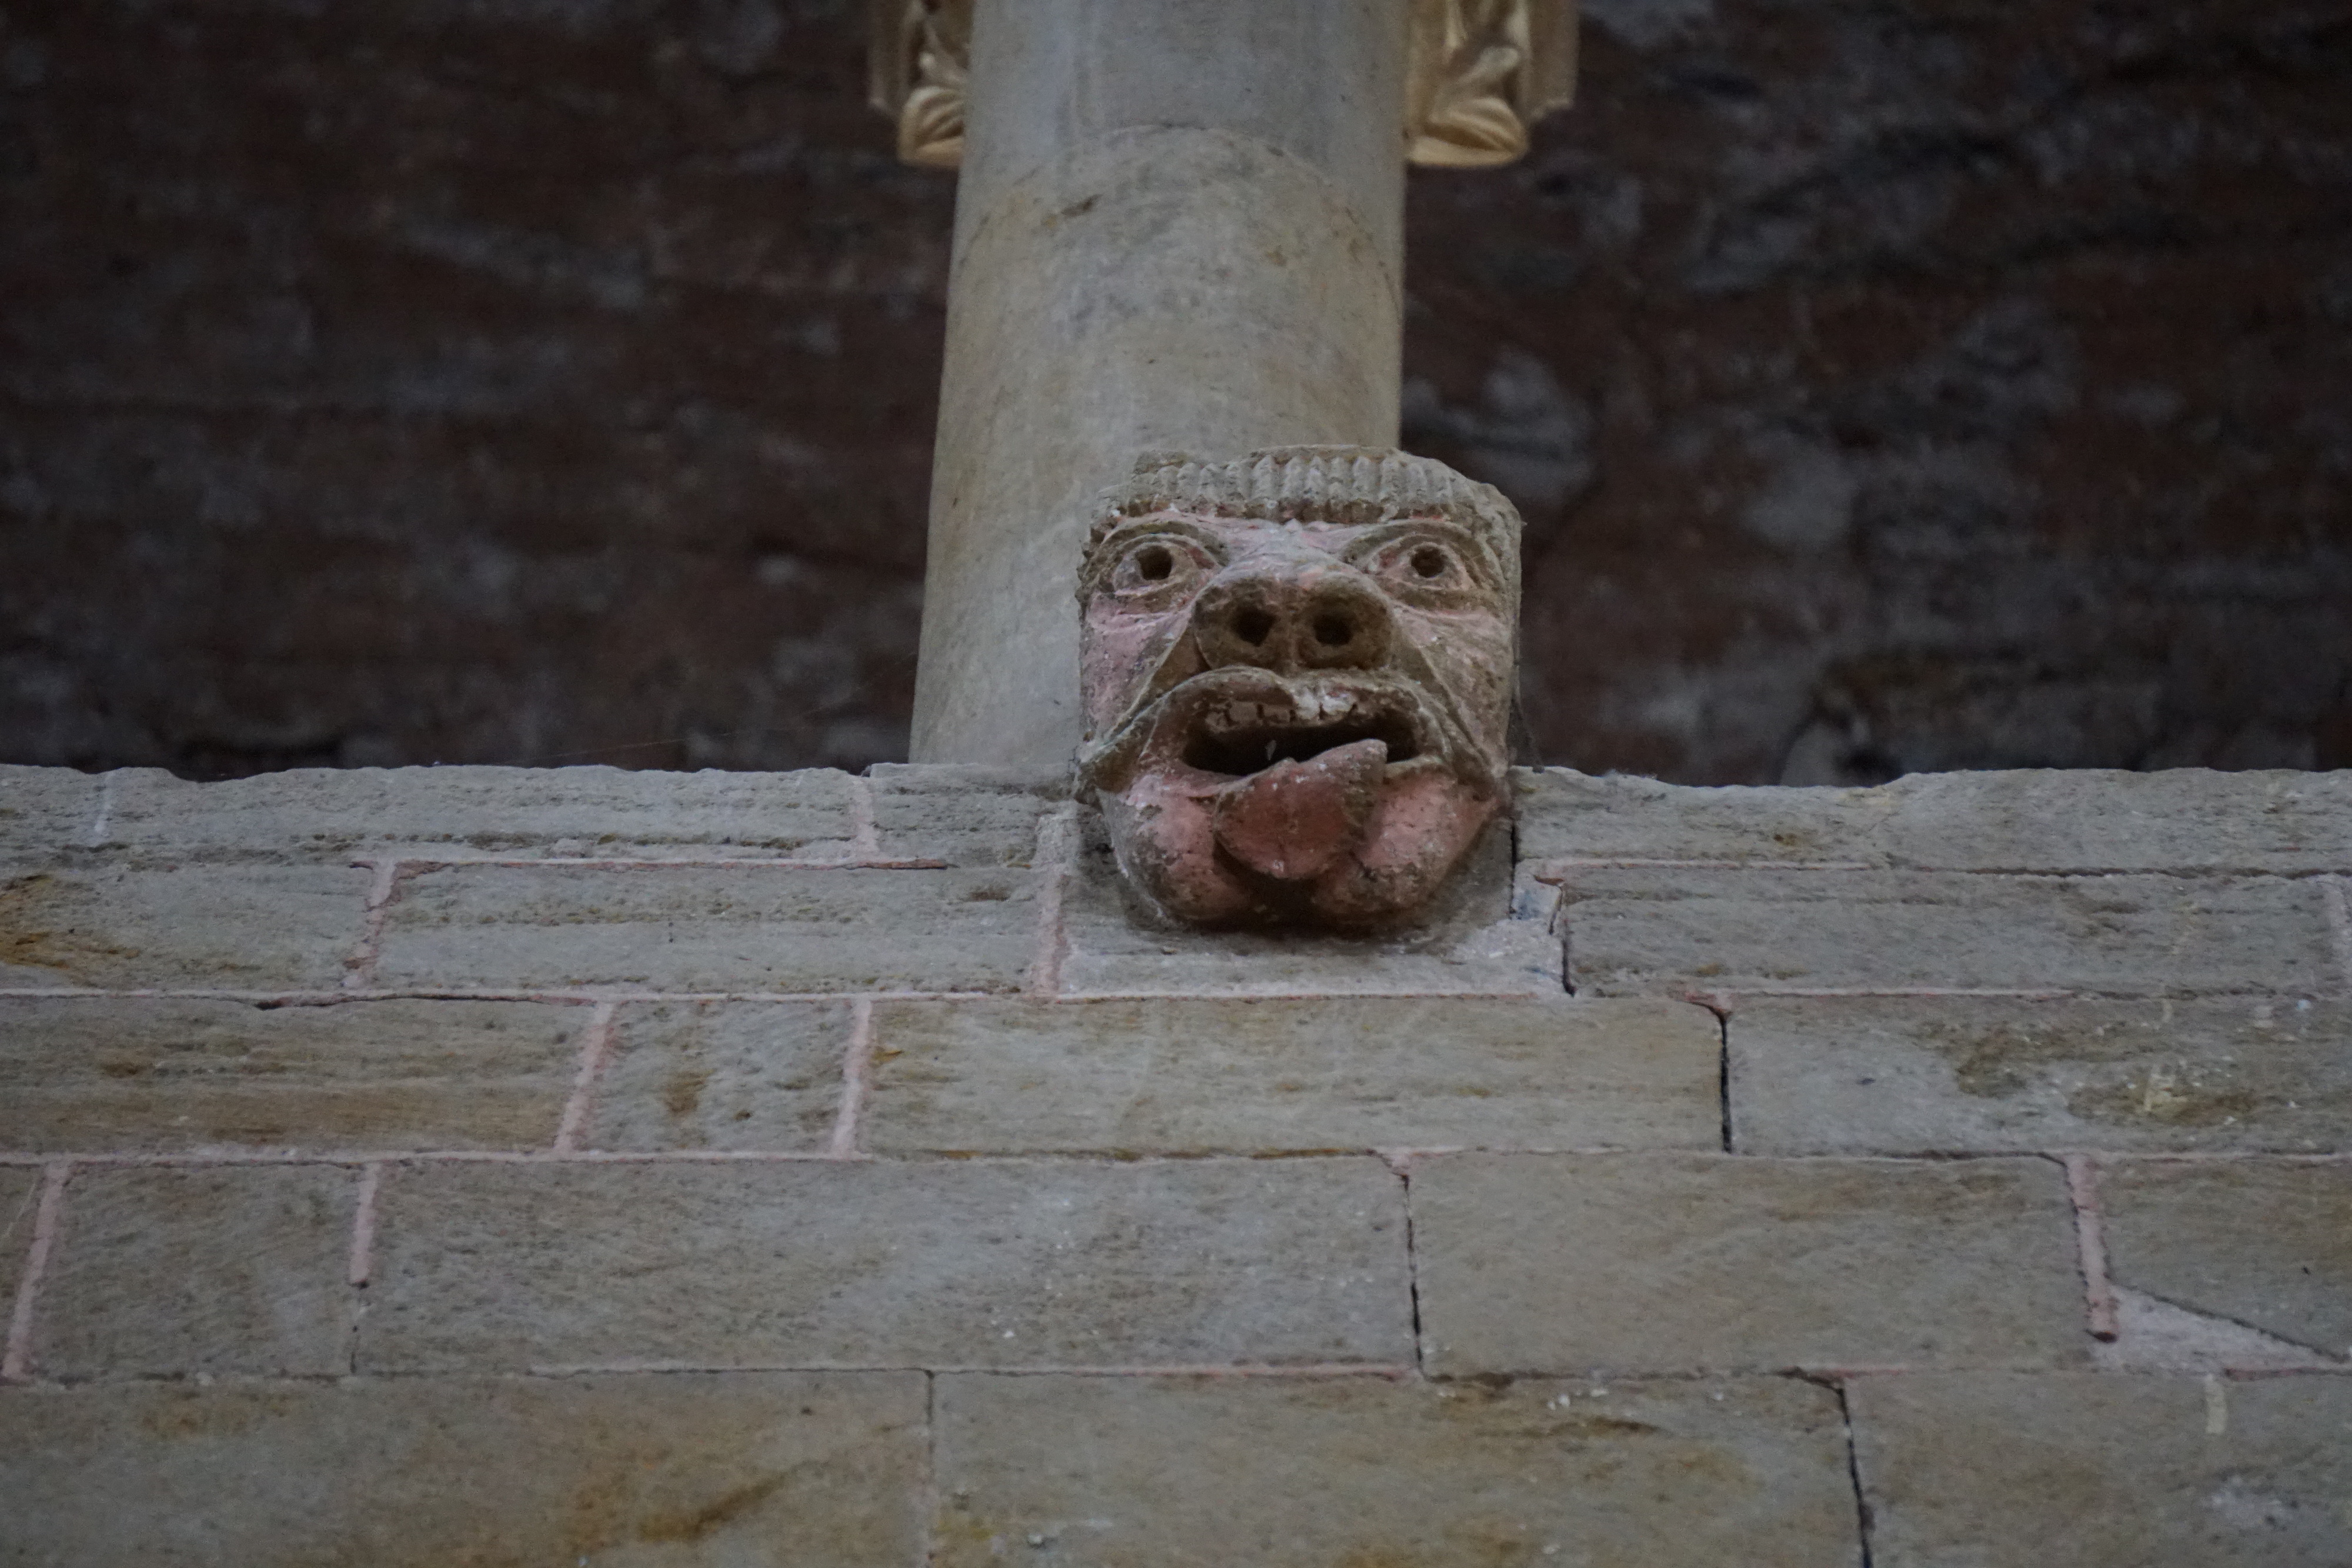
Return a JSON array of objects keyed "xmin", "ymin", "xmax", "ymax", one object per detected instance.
[
  {"xmin": 2101, "ymin": 1161, "xmax": 2352, "ymax": 1361},
  {"xmin": 867, "ymin": 763, "xmax": 1066, "ymax": 867},
  {"xmin": 100, "ymin": 764, "xmax": 860, "ymax": 862},
  {"xmin": 1516, "ymin": 769, "xmax": 1893, "ymax": 866},
  {"xmin": 1414, "ymin": 1153, "xmax": 2087, "ymax": 1375},
  {"xmin": 0, "ymin": 864, "xmax": 370, "ymax": 991},
  {"xmin": 0, "ymin": 1371, "xmax": 928, "ymax": 1565},
  {"xmin": 1059, "ymin": 825, "xmax": 1558, "ymax": 995},
  {"xmin": 372, "ymin": 862, "xmax": 1038, "ymax": 994},
  {"xmin": 34, "ymin": 1165, "xmax": 357, "ymax": 1379},
  {"xmin": 0, "ymin": 997, "xmax": 583, "ymax": 1152},
  {"xmin": 934, "ymin": 1373, "xmax": 1862, "ymax": 1567},
  {"xmin": 1561, "ymin": 867, "xmax": 2334, "ymax": 997},
  {"xmin": 867, "ymin": 995, "xmax": 1720, "ymax": 1154},
  {"xmin": 1518, "ymin": 768, "xmax": 2352, "ymax": 873},
  {"xmin": 0, "ymin": 765, "xmax": 100, "ymax": 866},
  {"xmin": 1877, "ymin": 770, "xmax": 2352, "ymax": 874},
  {"xmin": 587, "ymin": 1000, "xmax": 848, "ymax": 1152},
  {"xmin": 362, "ymin": 1157, "xmax": 1408, "ymax": 1371},
  {"xmin": 1730, "ymin": 996, "xmax": 2352, "ymax": 1155},
  {"xmin": 1853, "ymin": 1373, "xmax": 2352, "ymax": 1567},
  {"xmin": 0, "ymin": 1166, "xmax": 39, "ymax": 1310}
]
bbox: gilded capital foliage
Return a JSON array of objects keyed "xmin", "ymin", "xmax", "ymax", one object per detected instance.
[{"xmin": 868, "ymin": 0, "xmax": 1576, "ymax": 172}]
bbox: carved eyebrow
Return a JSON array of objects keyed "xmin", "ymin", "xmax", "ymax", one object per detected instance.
[{"xmin": 1084, "ymin": 515, "xmax": 1231, "ymax": 567}]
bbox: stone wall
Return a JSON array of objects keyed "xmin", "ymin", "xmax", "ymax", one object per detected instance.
[
  {"xmin": 2, "ymin": 760, "xmax": 2347, "ymax": 1563},
  {"xmin": 6, "ymin": 0, "xmax": 2349, "ymax": 782}
]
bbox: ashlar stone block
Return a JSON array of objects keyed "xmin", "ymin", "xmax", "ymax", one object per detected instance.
[
  {"xmin": 360, "ymin": 1156, "xmax": 1409, "ymax": 1372},
  {"xmin": 371, "ymin": 862, "xmax": 1038, "ymax": 994},
  {"xmin": 1730, "ymin": 996, "xmax": 2352, "ymax": 1155},
  {"xmin": 867, "ymin": 762, "xmax": 1067, "ymax": 867},
  {"xmin": 1516, "ymin": 767, "xmax": 2352, "ymax": 875},
  {"xmin": 1852, "ymin": 1372, "xmax": 2352, "ymax": 1567},
  {"xmin": 2100, "ymin": 1160, "xmax": 2352, "ymax": 1360},
  {"xmin": 33, "ymin": 1164, "xmax": 359, "ymax": 1379},
  {"xmin": 0, "ymin": 997, "xmax": 584, "ymax": 1152},
  {"xmin": 98, "ymin": 763, "xmax": 861, "ymax": 862},
  {"xmin": 1876, "ymin": 768, "xmax": 2352, "ymax": 874},
  {"xmin": 0, "ymin": 863, "xmax": 372, "ymax": 991},
  {"xmin": 0, "ymin": 764, "xmax": 102, "ymax": 867},
  {"xmin": 586, "ymin": 999, "xmax": 850, "ymax": 1152},
  {"xmin": 934, "ymin": 1373, "xmax": 1863, "ymax": 1567},
  {"xmin": 1515, "ymin": 768, "xmax": 1893, "ymax": 867},
  {"xmin": 866, "ymin": 995, "xmax": 1721, "ymax": 1154},
  {"xmin": 1560, "ymin": 867, "xmax": 2334, "ymax": 997},
  {"xmin": 1413, "ymin": 1153, "xmax": 2088, "ymax": 1375},
  {"xmin": 0, "ymin": 1371, "xmax": 928, "ymax": 1566}
]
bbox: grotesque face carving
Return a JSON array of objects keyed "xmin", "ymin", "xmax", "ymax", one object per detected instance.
[{"xmin": 1076, "ymin": 447, "xmax": 1522, "ymax": 928}]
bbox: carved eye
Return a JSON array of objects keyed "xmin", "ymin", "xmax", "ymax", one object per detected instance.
[
  {"xmin": 1369, "ymin": 536, "xmax": 1472, "ymax": 594},
  {"xmin": 1110, "ymin": 536, "xmax": 1209, "ymax": 596}
]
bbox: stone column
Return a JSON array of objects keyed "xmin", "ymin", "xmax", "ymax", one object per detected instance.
[{"xmin": 873, "ymin": 0, "xmax": 1575, "ymax": 766}]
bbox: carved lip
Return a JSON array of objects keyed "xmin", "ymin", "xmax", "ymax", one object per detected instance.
[{"xmin": 1081, "ymin": 667, "xmax": 1455, "ymax": 796}]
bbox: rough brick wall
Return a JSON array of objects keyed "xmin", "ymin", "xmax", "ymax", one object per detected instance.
[
  {"xmin": 6, "ymin": 0, "xmax": 2349, "ymax": 783},
  {"xmin": 1, "ymin": 761, "xmax": 2347, "ymax": 1563}
]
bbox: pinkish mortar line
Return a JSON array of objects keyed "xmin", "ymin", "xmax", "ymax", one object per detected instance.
[
  {"xmin": 1023, "ymin": 805, "xmax": 1081, "ymax": 999},
  {"xmin": 550, "ymin": 1002, "xmax": 622, "ymax": 1154},
  {"xmin": 827, "ymin": 997, "xmax": 878, "ymax": 1158},
  {"xmin": 2063, "ymin": 1155, "xmax": 2122, "ymax": 1343},
  {"xmin": 347, "ymin": 1162, "xmax": 383, "ymax": 1287},
  {"xmin": 526, "ymin": 1360, "xmax": 1418, "ymax": 1379},
  {"xmin": 1531, "ymin": 859, "xmax": 1878, "ymax": 877},
  {"xmin": 848, "ymin": 774, "xmax": 883, "ymax": 858},
  {"xmin": 2326, "ymin": 876, "xmax": 2352, "ymax": 998},
  {"xmin": 83, "ymin": 771, "xmax": 115, "ymax": 848},
  {"xmin": 339, "ymin": 859, "xmax": 406, "ymax": 993},
  {"xmin": 2, "ymin": 1162, "xmax": 71, "ymax": 1382}
]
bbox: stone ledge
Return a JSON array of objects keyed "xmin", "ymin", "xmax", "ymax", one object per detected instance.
[
  {"xmin": 86, "ymin": 765, "xmax": 864, "ymax": 864},
  {"xmin": 1518, "ymin": 766, "xmax": 2352, "ymax": 874}
]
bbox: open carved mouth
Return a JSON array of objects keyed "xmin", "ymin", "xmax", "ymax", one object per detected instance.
[{"xmin": 1171, "ymin": 681, "xmax": 1426, "ymax": 778}]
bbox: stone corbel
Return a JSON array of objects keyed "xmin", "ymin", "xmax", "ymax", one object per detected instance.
[{"xmin": 868, "ymin": 0, "xmax": 1577, "ymax": 172}]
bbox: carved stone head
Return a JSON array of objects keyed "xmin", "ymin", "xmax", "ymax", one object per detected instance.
[{"xmin": 1077, "ymin": 446, "xmax": 1522, "ymax": 928}]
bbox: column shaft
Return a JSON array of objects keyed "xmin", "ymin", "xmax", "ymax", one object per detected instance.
[{"xmin": 910, "ymin": 0, "xmax": 1411, "ymax": 765}]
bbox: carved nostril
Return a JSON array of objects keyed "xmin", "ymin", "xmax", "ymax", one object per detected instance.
[
  {"xmin": 1312, "ymin": 614, "xmax": 1352, "ymax": 647},
  {"xmin": 1234, "ymin": 607, "xmax": 1275, "ymax": 646}
]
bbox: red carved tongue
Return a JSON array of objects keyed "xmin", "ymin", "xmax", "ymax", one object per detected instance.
[{"xmin": 1210, "ymin": 738, "xmax": 1387, "ymax": 882}]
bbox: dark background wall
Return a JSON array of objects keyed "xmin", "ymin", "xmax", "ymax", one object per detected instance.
[{"xmin": 4, "ymin": 0, "xmax": 2348, "ymax": 784}]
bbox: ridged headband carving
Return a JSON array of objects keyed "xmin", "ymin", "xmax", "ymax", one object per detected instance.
[{"xmin": 1090, "ymin": 446, "xmax": 1524, "ymax": 551}]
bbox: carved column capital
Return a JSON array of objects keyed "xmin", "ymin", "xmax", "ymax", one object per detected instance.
[{"xmin": 868, "ymin": 0, "xmax": 1576, "ymax": 172}]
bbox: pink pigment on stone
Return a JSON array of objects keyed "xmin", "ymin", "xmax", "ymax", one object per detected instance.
[{"xmin": 1076, "ymin": 448, "xmax": 1521, "ymax": 930}]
